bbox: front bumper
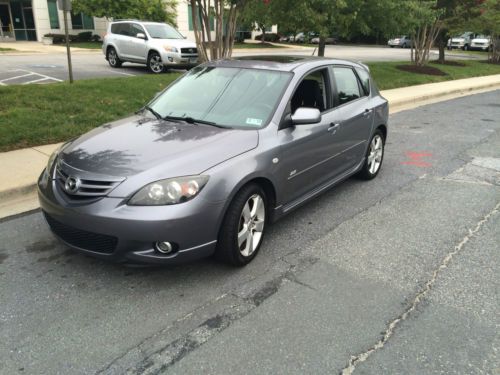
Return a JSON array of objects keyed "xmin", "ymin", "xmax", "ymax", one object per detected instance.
[
  {"xmin": 160, "ymin": 51, "xmax": 199, "ymax": 68},
  {"xmin": 38, "ymin": 174, "xmax": 224, "ymax": 265}
]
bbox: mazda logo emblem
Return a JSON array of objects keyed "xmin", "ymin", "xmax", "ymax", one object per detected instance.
[{"xmin": 64, "ymin": 176, "xmax": 81, "ymax": 194}]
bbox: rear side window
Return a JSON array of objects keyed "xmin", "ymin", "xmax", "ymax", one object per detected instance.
[
  {"xmin": 355, "ymin": 67, "xmax": 370, "ymax": 96},
  {"xmin": 332, "ymin": 66, "xmax": 361, "ymax": 106},
  {"xmin": 111, "ymin": 23, "xmax": 131, "ymax": 36}
]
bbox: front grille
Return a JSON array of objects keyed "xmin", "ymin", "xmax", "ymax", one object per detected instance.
[
  {"xmin": 56, "ymin": 166, "xmax": 122, "ymax": 199},
  {"xmin": 181, "ymin": 47, "xmax": 197, "ymax": 54},
  {"xmin": 44, "ymin": 212, "xmax": 118, "ymax": 254}
]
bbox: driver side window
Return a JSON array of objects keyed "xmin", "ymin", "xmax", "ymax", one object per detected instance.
[{"xmin": 290, "ymin": 69, "xmax": 330, "ymax": 114}]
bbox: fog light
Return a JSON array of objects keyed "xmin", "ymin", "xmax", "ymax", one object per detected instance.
[{"xmin": 155, "ymin": 241, "xmax": 173, "ymax": 254}]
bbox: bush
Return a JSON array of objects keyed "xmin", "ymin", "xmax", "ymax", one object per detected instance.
[
  {"xmin": 91, "ymin": 34, "xmax": 101, "ymax": 42},
  {"xmin": 76, "ymin": 31, "xmax": 92, "ymax": 42},
  {"xmin": 43, "ymin": 33, "xmax": 78, "ymax": 44},
  {"xmin": 255, "ymin": 33, "xmax": 280, "ymax": 42}
]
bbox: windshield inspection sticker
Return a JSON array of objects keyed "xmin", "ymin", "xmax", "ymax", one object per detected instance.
[{"xmin": 246, "ymin": 118, "xmax": 263, "ymax": 126}]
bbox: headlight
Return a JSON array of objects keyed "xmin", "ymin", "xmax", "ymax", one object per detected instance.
[
  {"xmin": 129, "ymin": 175, "xmax": 209, "ymax": 206},
  {"xmin": 164, "ymin": 45, "xmax": 179, "ymax": 53}
]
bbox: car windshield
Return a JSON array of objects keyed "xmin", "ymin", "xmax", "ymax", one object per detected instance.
[
  {"xmin": 144, "ymin": 24, "xmax": 183, "ymax": 39},
  {"xmin": 149, "ymin": 67, "xmax": 292, "ymax": 129}
]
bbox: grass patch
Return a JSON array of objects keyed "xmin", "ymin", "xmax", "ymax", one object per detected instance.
[
  {"xmin": 69, "ymin": 41, "xmax": 103, "ymax": 49},
  {"xmin": 1, "ymin": 59, "xmax": 499, "ymax": 151},
  {"xmin": 367, "ymin": 60, "xmax": 500, "ymax": 90},
  {"xmin": 234, "ymin": 42, "xmax": 281, "ymax": 49},
  {"xmin": 0, "ymin": 74, "xmax": 181, "ymax": 152},
  {"xmin": 0, "ymin": 47, "xmax": 15, "ymax": 52}
]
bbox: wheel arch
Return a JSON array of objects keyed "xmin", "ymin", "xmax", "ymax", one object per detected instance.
[{"xmin": 376, "ymin": 124, "xmax": 388, "ymax": 140}]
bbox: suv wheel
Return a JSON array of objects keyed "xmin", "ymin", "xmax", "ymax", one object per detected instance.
[
  {"xmin": 148, "ymin": 52, "xmax": 165, "ymax": 74},
  {"xmin": 356, "ymin": 129, "xmax": 385, "ymax": 180},
  {"xmin": 107, "ymin": 47, "xmax": 122, "ymax": 68},
  {"xmin": 216, "ymin": 184, "xmax": 267, "ymax": 266}
]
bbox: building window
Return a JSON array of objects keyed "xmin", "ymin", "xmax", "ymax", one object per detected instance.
[
  {"xmin": 71, "ymin": 12, "xmax": 94, "ymax": 30},
  {"xmin": 47, "ymin": 0, "xmax": 59, "ymax": 29},
  {"xmin": 187, "ymin": 5, "xmax": 214, "ymax": 32}
]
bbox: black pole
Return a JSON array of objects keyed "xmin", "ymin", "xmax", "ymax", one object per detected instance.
[{"xmin": 62, "ymin": 8, "xmax": 73, "ymax": 83}]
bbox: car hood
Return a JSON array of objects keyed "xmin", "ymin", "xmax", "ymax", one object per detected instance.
[
  {"xmin": 59, "ymin": 115, "xmax": 258, "ymax": 178},
  {"xmin": 472, "ymin": 38, "xmax": 490, "ymax": 42},
  {"xmin": 451, "ymin": 37, "xmax": 465, "ymax": 42}
]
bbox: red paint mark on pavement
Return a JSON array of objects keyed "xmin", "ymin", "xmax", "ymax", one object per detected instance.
[{"xmin": 401, "ymin": 152, "xmax": 433, "ymax": 167}]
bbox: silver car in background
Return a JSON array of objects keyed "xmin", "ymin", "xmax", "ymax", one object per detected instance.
[
  {"xmin": 38, "ymin": 56, "xmax": 388, "ymax": 267},
  {"xmin": 388, "ymin": 35, "xmax": 412, "ymax": 48},
  {"xmin": 103, "ymin": 20, "xmax": 198, "ymax": 73}
]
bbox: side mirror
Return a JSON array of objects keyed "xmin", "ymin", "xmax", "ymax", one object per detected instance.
[
  {"xmin": 136, "ymin": 33, "xmax": 147, "ymax": 40},
  {"xmin": 291, "ymin": 107, "xmax": 321, "ymax": 125}
]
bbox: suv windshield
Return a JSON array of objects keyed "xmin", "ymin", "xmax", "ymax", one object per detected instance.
[
  {"xmin": 149, "ymin": 67, "xmax": 291, "ymax": 129},
  {"xmin": 144, "ymin": 23, "xmax": 183, "ymax": 39}
]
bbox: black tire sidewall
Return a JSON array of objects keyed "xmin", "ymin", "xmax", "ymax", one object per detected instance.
[{"xmin": 216, "ymin": 184, "xmax": 268, "ymax": 266}]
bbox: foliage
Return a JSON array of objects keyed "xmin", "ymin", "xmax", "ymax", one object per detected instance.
[
  {"xmin": 471, "ymin": 0, "xmax": 500, "ymax": 63},
  {"xmin": 240, "ymin": 0, "xmax": 274, "ymax": 42},
  {"xmin": 72, "ymin": 0, "xmax": 178, "ymax": 25}
]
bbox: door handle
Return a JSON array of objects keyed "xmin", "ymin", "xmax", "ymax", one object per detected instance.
[
  {"xmin": 363, "ymin": 109, "xmax": 373, "ymax": 116},
  {"xmin": 327, "ymin": 123, "xmax": 340, "ymax": 133}
]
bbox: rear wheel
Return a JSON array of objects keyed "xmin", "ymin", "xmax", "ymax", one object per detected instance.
[
  {"xmin": 356, "ymin": 129, "xmax": 385, "ymax": 180},
  {"xmin": 148, "ymin": 52, "xmax": 165, "ymax": 74},
  {"xmin": 215, "ymin": 184, "xmax": 267, "ymax": 266},
  {"xmin": 107, "ymin": 47, "xmax": 122, "ymax": 68}
]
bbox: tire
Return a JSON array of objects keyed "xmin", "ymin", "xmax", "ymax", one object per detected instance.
[
  {"xmin": 107, "ymin": 47, "xmax": 122, "ymax": 68},
  {"xmin": 147, "ymin": 51, "xmax": 165, "ymax": 74},
  {"xmin": 215, "ymin": 184, "xmax": 267, "ymax": 266},
  {"xmin": 356, "ymin": 129, "xmax": 385, "ymax": 180}
]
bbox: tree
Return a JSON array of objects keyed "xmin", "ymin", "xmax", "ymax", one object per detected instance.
[
  {"xmin": 240, "ymin": 0, "xmax": 273, "ymax": 42},
  {"xmin": 189, "ymin": 0, "xmax": 246, "ymax": 62},
  {"xmin": 72, "ymin": 0, "xmax": 178, "ymax": 25},
  {"xmin": 472, "ymin": 0, "xmax": 500, "ymax": 63}
]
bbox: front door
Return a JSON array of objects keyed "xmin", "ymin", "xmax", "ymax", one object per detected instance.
[
  {"xmin": 278, "ymin": 68, "xmax": 346, "ymax": 204},
  {"xmin": 0, "ymin": 3, "xmax": 15, "ymax": 40}
]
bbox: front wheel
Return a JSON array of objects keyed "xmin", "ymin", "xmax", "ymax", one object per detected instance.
[
  {"xmin": 215, "ymin": 184, "xmax": 267, "ymax": 266},
  {"xmin": 148, "ymin": 52, "xmax": 165, "ymax": 74},
  {"xmin": 356, "ymin": 130, "xmax": 385, "ymax": 180}
]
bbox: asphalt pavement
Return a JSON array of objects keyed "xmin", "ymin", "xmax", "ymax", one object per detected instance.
[
  {"xmin": 0, "ymin": 91, "xmax": 499, "ymax": 374},
  {"xmin": 0, "ymin": 45, "xmax": 484, "ymax": 85}
]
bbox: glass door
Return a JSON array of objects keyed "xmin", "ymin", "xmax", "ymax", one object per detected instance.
[
  {"xmin": 10, "ymin": 0, "xmax": 37, "ymax": 41},
  {"xmin": 0, "ymin": 2, "xmax": 15, "ymax": 40}
]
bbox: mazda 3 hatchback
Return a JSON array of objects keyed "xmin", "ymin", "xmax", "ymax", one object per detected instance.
[{"xmin": 38, "ymin": 56, "xmax": 388, "ymax": 266}]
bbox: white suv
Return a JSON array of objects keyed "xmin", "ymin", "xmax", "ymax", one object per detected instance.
[{"xmin": 103, "ymin": 20, "xmax": 199, "ymax": 73}]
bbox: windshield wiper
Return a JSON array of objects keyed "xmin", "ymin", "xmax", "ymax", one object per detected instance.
[
  {"xmin": 163, "ymin": 115, "xmax": 226, "ymax": 128},
  {"xmin": 140, "ymin": 105, "xmax": 162, "ymax": 120}
]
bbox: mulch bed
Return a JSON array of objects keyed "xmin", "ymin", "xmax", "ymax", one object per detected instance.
[
  {"xmin": 431, "ymin": 60, "xmax": 466, "ymax": 67},
  {"xmin": 396, "ymin": 64, "xmax": 447, "ymax": 76}
]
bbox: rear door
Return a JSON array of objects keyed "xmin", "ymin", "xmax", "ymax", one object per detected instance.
[
  {"xmin": 114, "ymin": 23, "xmax": 132, "ymax": 59},
  {"xmin": 329, "ymin": 65, "xmax": 373, "ymax": 171},
  {"xmin": 126, "ymin": 23, "xmax": 148, "ymax": 62}
]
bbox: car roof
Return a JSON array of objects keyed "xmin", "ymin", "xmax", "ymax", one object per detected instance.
[{"xmin": 204, "ymin": 55, "xmax": 365, "ymax": 72}]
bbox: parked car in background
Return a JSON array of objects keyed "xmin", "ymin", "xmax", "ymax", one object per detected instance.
[
  {"xmin": 447, "ymin": 32, "xmax": 476, "ymax": 50},
  {"xmin": 38, "ymin": 56, "xmax": 388, "ymax": 267},
  {"xmin": 103, "ymin": 20, "xmax": 198, "ymax": 74},
  {"xmin": 469, "ymin": 35, "xmax": 492, "ymax": 51},
  {"xmin": 311, "ymin": 36, "xmax": 337, "ymax": 45},
  {"xmin": 387, "ymin": 35, "xmax": 412, "ymax": 48}
]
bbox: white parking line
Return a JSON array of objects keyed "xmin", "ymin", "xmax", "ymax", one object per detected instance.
[
  {"xmin": 0, "ymin": 73, "xmax": 36, "ymax": 83},
  {"xmin": 0, "ymin": 69, "xmax": 63, "ymax": 85}
]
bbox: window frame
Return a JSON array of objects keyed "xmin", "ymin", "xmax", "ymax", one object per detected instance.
[
  {"xmin": 354, "ymin": 67, "xmax": 371, "ymax": 97},
  {"xmin": 288, "ymin": 66, "xmax": 333, "ymax": 115},
  {"xmin": 47, "ymin": 0, "xmax": 59, "ymax": 29}
]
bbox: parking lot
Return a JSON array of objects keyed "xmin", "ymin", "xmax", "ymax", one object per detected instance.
[
  {"xmin": 1, "ymin": 91, "xmax": 499, "ymax": 374},
  {"xmin": 0, "ymin": 44, "xmax": 483, "ymax": 85}
]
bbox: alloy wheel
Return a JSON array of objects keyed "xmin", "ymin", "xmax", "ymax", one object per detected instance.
[
  {"xmin": 149, "ymin": 55, "xmax": 164, "ymax": 73},
  {"xmin": 367, "ymin": 134, "xmax": 383, "ymax": 175},
  {"xmin": 237, "ymin": 194, "xmax": 265, "ymax": 257}
]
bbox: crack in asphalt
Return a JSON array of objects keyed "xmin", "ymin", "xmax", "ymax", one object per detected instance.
[
  {"xmin": 339, "ymin": 201, "xmax": 500, "ymax": 375},
  {"xmin": 98, "ymin": 257, "xmax": 318, "ymax": 374}
]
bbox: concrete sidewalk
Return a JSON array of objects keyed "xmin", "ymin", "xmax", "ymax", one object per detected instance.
[
  {"xmin": 1, "ymin": 74, "xmax": 499, "ymax": 219},
  {"xmin": 0, "ymin": 41, "xmax": 100, "ymax": 54}
]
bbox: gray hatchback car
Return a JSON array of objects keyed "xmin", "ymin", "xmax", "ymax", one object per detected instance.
[{"xmin": 38, "ymin": 56, "xmax": 388, "ymax": 266}]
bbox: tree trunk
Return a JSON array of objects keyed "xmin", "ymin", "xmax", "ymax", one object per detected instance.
[
  {"xmin": 260, "ymin": 24, "xmax": 266, "ymax": 43},
  {"xmin": 318, "ymin": 36, "xmax": 326, "ymax": 57}
]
